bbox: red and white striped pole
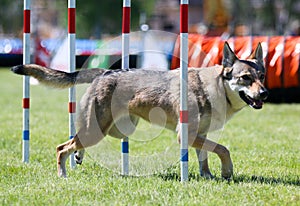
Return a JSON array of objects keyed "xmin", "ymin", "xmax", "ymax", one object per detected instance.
[
  {"xmin": 121, "ymin": 0, "xmax": 131, "ymax": 175},
  {"xmin": 22, "ymin": 0, "xmax": 31, "ymax": 163},
  {"xmin": 68, "ymin": 0, "xmax": 76, "ymax": 168},
  {"xmin": 180, "ymin": 0, "xmax": 189, "ymax": 182}
]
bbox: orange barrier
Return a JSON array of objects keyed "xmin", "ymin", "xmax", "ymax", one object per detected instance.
[
  {"xmin": 171, "ymin": 35, "xmax": 300, "ymax": 90},
  {"xmin": 284, "ymin": 36, "xmax": 300, "ymax": 88}
]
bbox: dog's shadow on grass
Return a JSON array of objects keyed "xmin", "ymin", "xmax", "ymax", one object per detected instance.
[
  {"xmin": 232, "ymin": 174, "xmax": 300, "ymax": 186},
  {"xmin": 156, "ymin": 170, "xmax": 300, "ymax": 186},
  {"xmin": 93, "ymin": 163, "xmax": 299, "ymax": 186}
]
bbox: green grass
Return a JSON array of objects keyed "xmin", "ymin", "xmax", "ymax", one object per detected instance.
[{"xmin": 0, "ymin": 68, "xmax": 299, "ymax": 205}]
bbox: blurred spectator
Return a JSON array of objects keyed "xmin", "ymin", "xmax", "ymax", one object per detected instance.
[
  {"xmin": 234, "ymin": 23, "xmax": 250, "ymax": 36},
  {"xmin": 289, "ymin": 20, "xmax": 300, "ymax": 36}
]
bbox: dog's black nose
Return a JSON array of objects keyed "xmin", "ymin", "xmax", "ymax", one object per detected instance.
[{"xmin": 259, "ymin": 89, "xmax": 269, "ymax": 100}]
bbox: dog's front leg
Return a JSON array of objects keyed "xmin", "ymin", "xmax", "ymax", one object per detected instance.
[
  {"xmin": 190, "ymin": 137, "xmax": 233, "ymax": 179},
  {"xmin": 195, "ymin": 149, "xmax": 213, "ymax": 179},
  {"xmin": 195, "ymin": 135, "xmax": 214, "ymax": 179}
]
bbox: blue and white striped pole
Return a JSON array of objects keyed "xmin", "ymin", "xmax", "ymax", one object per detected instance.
[
  {"xmin": 22, "ymin": 0, "xmax": 31, "ymax": 163},
  {"xmin": 68, "ymin": 0, "xmax": 76, "ymax": 169},
  {"xmin": 180, "ymin": 0, "xmax": 189, "ymax": 182},
  {"xmin": 121, "ymin": 0, "xmax": 131, "ymax": 176}
]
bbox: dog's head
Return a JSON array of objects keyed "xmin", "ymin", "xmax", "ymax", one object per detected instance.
[{"xmin": 222, "ymin": 42, "xmax": 268, "ymax": 109}]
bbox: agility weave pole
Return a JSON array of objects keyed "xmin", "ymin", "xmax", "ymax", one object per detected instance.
[
  {"xmin": 22, "ymin": 0, "xmax": 31, "ymax": 163},
  {"xmin": 21, "ymin": 0, "xmax": 77, "ymax": 166},
  {"xmin": 68, "ymin": 0, "xmax": 77, "ymax": 168},
  {"xmin": 120, "ymin": 0, "xmax": 189, "ymax": 179},
  {"xmin": 21, "ymin": 1, "xmax": 189, "ymax": 179},
  {"xmin": 121, "ymin": 0, "xmax": 131, "ymax": 176},
  {"xmin": 180, "ymin": 0, "xmax": 189, "ymax": 182}
]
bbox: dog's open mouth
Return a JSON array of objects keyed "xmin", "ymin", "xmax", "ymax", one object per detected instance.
[{"xmin": 239, "ymin": 91, "xmax": 263, "ymax": 109}]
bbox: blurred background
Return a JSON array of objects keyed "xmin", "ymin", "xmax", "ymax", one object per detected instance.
[
  {"xmin": 0, "ymin": 0, "xmax": 300, "ymax": 101},
  {"xmin": 1, "ymin": 0, "xmax": 300, "ymax": 38},
  {"xmin": 1, "ymin": 0, "xmax": 299, "ymax": 64}
]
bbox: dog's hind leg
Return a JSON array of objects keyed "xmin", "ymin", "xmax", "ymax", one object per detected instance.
[
  {"xmin": 56, "ymin": 124, "xmax": 108, "ymax": 177},
  {"xmin": 74, "ymin": 149, "xmax": 85, "ymax": 165},
  {"xmin": 195, "ymin": 149, "xmax": 214, "ymax": 179},
  {"xmin": 56, "ymin": 134, "xmax": 84, "ymax": 177}
]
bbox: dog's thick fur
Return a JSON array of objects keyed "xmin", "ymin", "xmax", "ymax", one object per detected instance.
[{"xmin": 11, "ymin": 42, "xmax": 268, "ymax": 179}]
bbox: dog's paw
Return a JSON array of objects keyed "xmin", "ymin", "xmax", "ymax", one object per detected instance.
[
  {"xmin": 221, "ymin": 162, "xmax": 233, "ymax": 179},
  {"xmin": 57, "ymin": 163, "xmax": 67, "ymax": 178},
  {"xmin": 200, "ymin": 171, "xmax": 214, "ymax": 179}
]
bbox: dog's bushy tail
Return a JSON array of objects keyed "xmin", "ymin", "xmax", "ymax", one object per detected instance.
[{"xmin": 11, "ymin": 64, "xmax": 106, "ymax": 88}]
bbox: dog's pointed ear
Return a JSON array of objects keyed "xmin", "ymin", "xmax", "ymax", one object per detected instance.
[
  {"xmin": 222, "ymin": 41, "xmax": 238, "ymax": 68},
  {"xmin": 249, "ymin": 42, "xmax": 263, "ymax": 63},
  {"xmin": 222, "ymin": 42, "xmax": 236, "ymax": 79}
]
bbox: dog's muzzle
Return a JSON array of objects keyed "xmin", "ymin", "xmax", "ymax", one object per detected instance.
[{"xmin": 239, "ymin": 88, "xmax": 268, "ymax": 109}]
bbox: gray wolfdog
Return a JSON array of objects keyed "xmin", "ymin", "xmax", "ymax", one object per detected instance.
[{"xmin": 11, "ymin": 42, "xmax": 268, "ymax": 179}]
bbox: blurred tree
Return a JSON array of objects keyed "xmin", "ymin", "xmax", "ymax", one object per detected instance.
[
  {"xmin": 76, "ymin": 0, "xmax": 156, "ymax": 38},
  {"xmin": 0, "ymin": 0, "xmax": 22, "ymax": 36},
  {"xmin": 232, "ymin": 0, "xmax": 300, "ymax": 35},
  {"xmin": 0, "ymin": 0, "xmax": 298, "ymax": 37},
  {"xmin": 0, "ymin": 0, "xmax": 155, "ymax": 38}
]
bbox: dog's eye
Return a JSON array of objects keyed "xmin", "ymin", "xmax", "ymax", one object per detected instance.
[
  {"xmin": 241, "ymin": 75, "xmax": 252, "ymax": 81},
  {"xmin": 259, "ymin": 74, "xmax": 265, "ymax": 81}
]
